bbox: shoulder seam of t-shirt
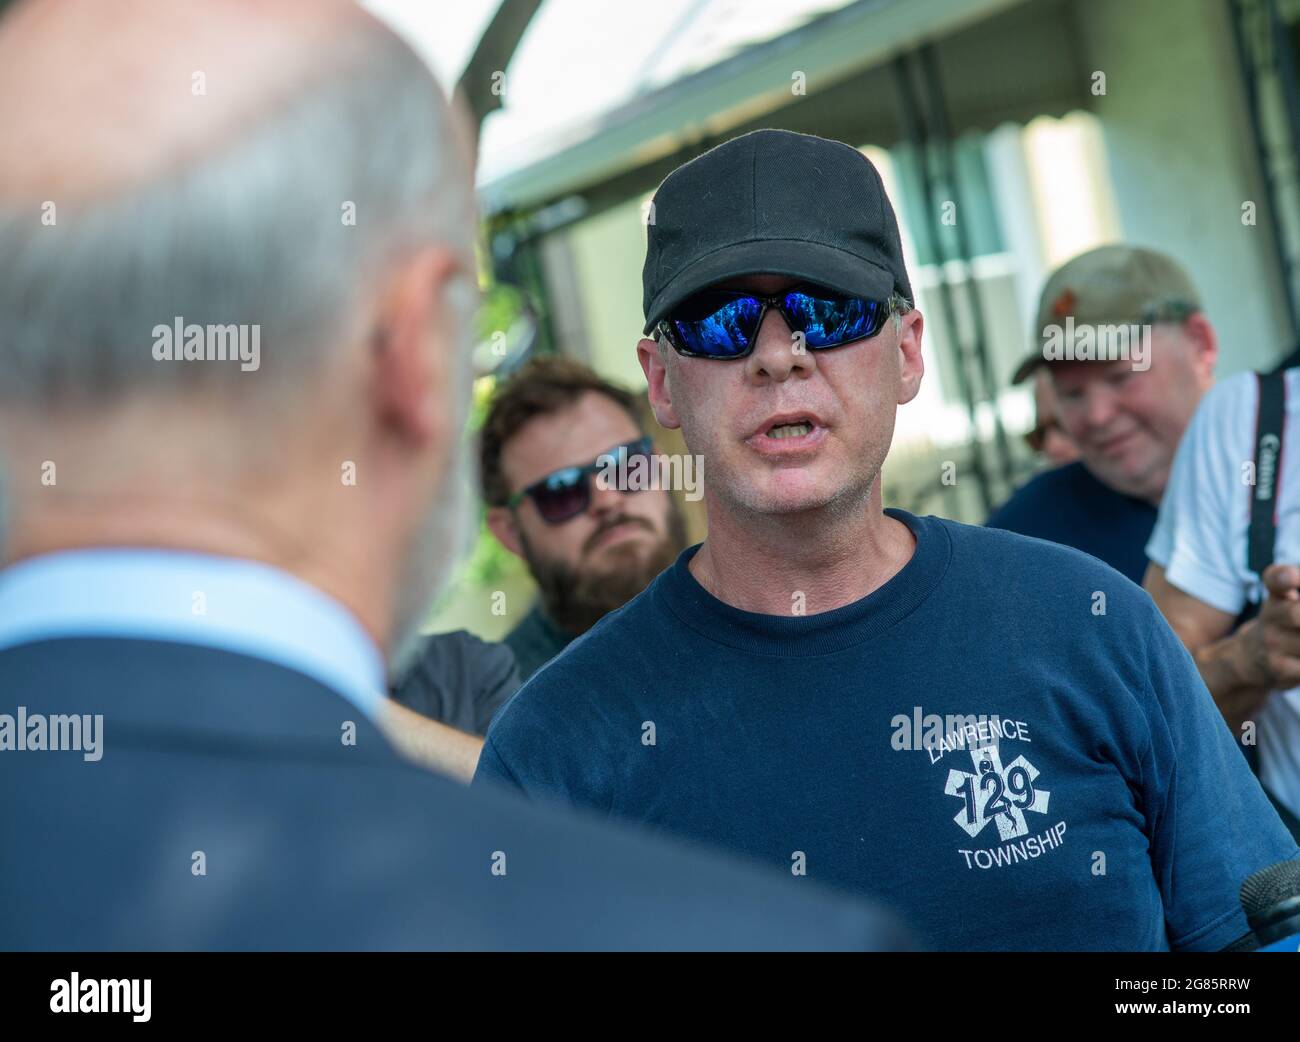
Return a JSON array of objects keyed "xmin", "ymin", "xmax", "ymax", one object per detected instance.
[
  {"xmin": 486, "ymin": 674, "xmax": 537, "ymax": 733},
  {"xmin": 480, "ymin": 734, "xmax": 527, "ymax": 790},
  {"xmin": 1124, "ymin": 599, "xmax": 1167, "ymax": 804}
]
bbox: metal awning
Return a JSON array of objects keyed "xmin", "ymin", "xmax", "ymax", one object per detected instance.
[{"xmin": 479, "ymin": 0, "xmax": 1088, "ymax": 220}]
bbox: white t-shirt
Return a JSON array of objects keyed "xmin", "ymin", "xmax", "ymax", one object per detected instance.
[{"xmin": 1147, "ymin": 369, "xmax": 1300, "ymax": 819}]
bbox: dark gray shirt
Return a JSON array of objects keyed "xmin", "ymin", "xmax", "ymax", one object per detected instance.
[
  {"xmin": 503, "ymin": 604, "xmax": 573, "ymax": 683},
  {"xmin": 389, "ymin": 630, "xmax": 520, "ymax": 736}
]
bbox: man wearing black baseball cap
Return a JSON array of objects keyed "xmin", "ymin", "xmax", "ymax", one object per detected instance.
[{"xmin": 476, "ymin": 129, "xmax": 1299, "ymax": 950}]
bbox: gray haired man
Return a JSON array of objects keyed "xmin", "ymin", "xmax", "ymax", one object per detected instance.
[{"xmin": 0, "ymin": 0, "xmax": 905, "ymax": 951}]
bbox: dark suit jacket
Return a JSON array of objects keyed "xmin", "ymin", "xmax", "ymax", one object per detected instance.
[{"xmin": 0, "ymin": 637, "xmax": 907, "ymax": 950}]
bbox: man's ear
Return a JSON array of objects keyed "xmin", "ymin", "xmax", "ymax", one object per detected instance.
[
  {"xmin": 1183, "ymin": 312, "xmax": 1219, "ymax": 387},
  {"xmin": 895, "ymin": 310, "xmax": 926, "ymax": 406},
  {"xmin": 637, "ymin": 337, "xmax": 682, "ymax": 430},
  {"xmin": 372, "ymin": 247, "xmax": 465, "ymax": 448},
  {"xmin": 486, "ymin": 504, "xmax": 525, "ymax": 557}
]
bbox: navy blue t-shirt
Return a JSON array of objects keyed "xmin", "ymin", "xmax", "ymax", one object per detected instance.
[
  {"xmin": 986, "ymin": 462, "xmax": 1157, "ymax": 584},
  {"xmin": 475, "ymin": 510, "xmax": 1300, "ymax": 951}
]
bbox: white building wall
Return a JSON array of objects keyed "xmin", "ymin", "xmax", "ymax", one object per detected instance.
[{"xmin": 1080, "ymin": 0, "xmax": 1293, "ymax": 373}]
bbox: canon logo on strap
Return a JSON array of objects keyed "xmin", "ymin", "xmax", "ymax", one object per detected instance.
[{"xmin": 1257, "ymin": 433, "xmax": 1280, "ymax": 502}]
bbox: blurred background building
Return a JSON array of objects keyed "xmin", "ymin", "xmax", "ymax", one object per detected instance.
[{"xmin": 372, "ymin": 0, "xmax": 1300, "ymax": 637}]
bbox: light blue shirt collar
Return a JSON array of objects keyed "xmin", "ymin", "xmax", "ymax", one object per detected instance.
[{"xmin": 0, "ymin": 549, "xmax": 386, "ymax": 720}]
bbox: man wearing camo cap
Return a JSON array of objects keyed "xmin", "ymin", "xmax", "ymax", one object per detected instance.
[{"xmin": 988, "ymin": 245, "xmax": 1218, "ymax": 583}]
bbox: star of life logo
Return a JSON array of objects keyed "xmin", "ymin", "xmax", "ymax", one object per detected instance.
[{"xmin": 944, "ymin": 743, "xmax": 1050, "ymax": 841}]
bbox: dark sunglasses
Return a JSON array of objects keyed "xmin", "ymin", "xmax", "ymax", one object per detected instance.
[
  {"xmin": 656, "ymin": 283, "xmax": 894, "ymax": 359},
  {"xmin": 506, "ymin": 437, "xmax": 655, "ymax": 524}
]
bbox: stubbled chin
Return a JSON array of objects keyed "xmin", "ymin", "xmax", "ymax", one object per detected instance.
[{"xmin": 747, "ymin": 481, "xmax": 841, "ymax": 515}]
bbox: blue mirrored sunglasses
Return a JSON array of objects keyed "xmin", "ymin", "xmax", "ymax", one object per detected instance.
[{"xmin": 657, "ymin": 283, "xmax": 893, "ymax": 359}]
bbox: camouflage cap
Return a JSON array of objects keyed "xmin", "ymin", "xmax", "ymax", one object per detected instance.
[{"xmin": 1011, "ymin": 244, "xmax": 1202, "ymax": 384}]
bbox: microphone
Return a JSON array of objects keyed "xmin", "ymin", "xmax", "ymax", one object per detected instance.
[{"xmin": 1240, "ymin": 860, "xmax": 1300, "ymax": 951}]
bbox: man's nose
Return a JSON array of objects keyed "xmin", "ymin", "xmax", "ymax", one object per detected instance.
[
  {"xmin": 744, "ymin": 310, "xmax": 816, "ymax": 383},
  {"xmin": 588, "ymin": 473, "xmax": 627, "ymax": 516},
  {"xmin": 1080, "ymin": 382, "xmax": 1118, "ymax": 431}
]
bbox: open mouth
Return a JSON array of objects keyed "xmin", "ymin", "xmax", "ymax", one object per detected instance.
[
  {"xmin": 747, "ymin": 413, "xmax": 827, "ymax": 455},
  {"xmin": 766, "ymin": 421, "xmax": 814, "ymax": 440}
]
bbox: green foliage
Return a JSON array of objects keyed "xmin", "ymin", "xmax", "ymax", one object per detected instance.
[
  {"xmin": 475, "ymin": 281, "xmax": 526, "ymax": 353},
  {"xmin": 459, "ymin": 374, "xmax": 517, "ymax": 592},
  {"xmin": 425, "ymin": 280, "xmax": 532, "ymax": 620}
]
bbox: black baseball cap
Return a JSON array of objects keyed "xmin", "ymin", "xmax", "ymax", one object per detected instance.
[{"xmin": 642, "ymin": 128, "xmax": 912, "ymax": 336}]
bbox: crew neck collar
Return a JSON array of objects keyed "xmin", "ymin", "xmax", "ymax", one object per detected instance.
[{"xmin": 653, "ymin": 508, "xmax": 951, "ymax": 656}]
